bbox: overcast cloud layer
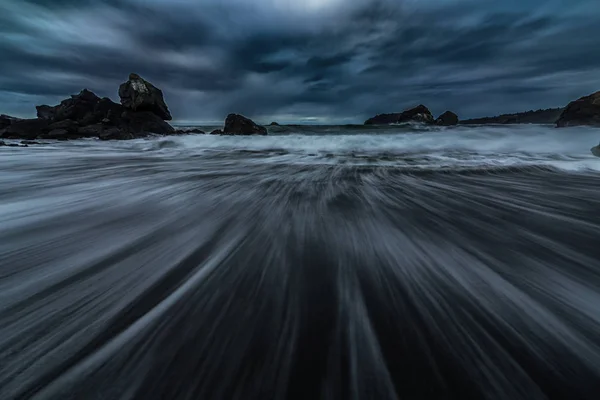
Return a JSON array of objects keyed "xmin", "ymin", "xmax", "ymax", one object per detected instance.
[{"xmin": 1, "ymin": 0, "xmax": 599, "ymax": 123}]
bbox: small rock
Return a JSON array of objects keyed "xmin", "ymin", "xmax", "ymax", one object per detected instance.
[
  {"xmin": 21, "ymin": 140, "xmax": 41, "ymax": 145},
  {"xmin": 269, "ymin": 122, "xmax": 280, "ymax": 126},
  {"xmin": 210, "ymin": 129, "xmax": 224, "ymax": 135},
  {"xmin": 223, "ymin": 114, "xmax": 267, "ymax": 135},
  {"xmin": 436, "ymin": 111, "xmax": 459, "ymax": 126},
  {"xmin": 591, "ymin": 144, "xmax": 600, "ymax": 157}
]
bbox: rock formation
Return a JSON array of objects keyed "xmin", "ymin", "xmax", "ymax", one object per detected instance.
[
  {"xmin": 591, "ymin": 144, "xmax": 600, "ymax": 157},
  {"xmin": 556, "ymin": 91, "xmax": 600, "ymax": 127},
  {"xmin": 223, "ymin": 114, "xmax": 267, "ymax": 135},
  {"xmin": 436, "ymin": 111, "xmax": 459, "ymax": 126},
  {"xmin": 364, "ymin": 105, "xmax": 434, "ymax": 125},
  {"xmin": 1, "ymin": 73, "xmax": 180, "ymax": 141},
  {"xmin": 119, "ymin": 73, "xmax": 172, "ymax": 121}
]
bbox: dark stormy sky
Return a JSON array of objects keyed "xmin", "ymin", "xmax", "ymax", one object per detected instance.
[{"xmin": 1, "ymin": 0, "xmax": 599, "ymax": 123}]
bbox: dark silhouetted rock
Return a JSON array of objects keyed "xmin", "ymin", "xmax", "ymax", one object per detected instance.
[
  {"xmin": 21, "ymin": 140, "xmax": 41, "ymax": 145},
  {"xmin": 556, "ymin": 91, "xmax": 600, "ymax": 127},
  {"xmin": 94, "ymin": 98, "xmax": 126, "ymax": 125},
  {"xmin": 591, "ymin": 144, "xmax": 600, "ymax": 157},
  {"xmin": 1, "ymin": 119, "xmax": 50, "ymax": 139},
  {"xmin": 436, "ymin": 111, "xmax": 459, "ymax": 126},
  {"xmin": 119, "ymin": 73, "xmax": 172, "ymax": 120},
  {"xmin": 269, "ymin": 122, "xmax": 280, "ymax": 126},
  {"xmin": 44, "ymin": 129, "xmax": 71, "ymax": 140},
  {"xmin": 223, "ymin": 114, "xmax": 267, "ymax": 135},
  {"xmin": 1, "ymin": 114, "xmax": 21, "ymax": 129},
  {"xmin": 461, "ymin": 108, "xmax": 564, "ymax": 125},
  {"xmin": 365, "ymin": 105, "xmax": 434, "ymax": 125},
  {"xmin": 210, "ymin": 129, "xmax": 223, "ymax": 135},
  {"xmin": 48, "ymin": 119, "xmax": 79, "ymax": 133},
  {"xmin": 98, "ymin": 127, "xmax": 134, "ymax": 141},
  {"xmin": 36, "ymin": 89, "xmax": 101, "ymax": 123},
  {"xmin": 119, "ymin": 111, "xmax": 175, "ymax": 135}
]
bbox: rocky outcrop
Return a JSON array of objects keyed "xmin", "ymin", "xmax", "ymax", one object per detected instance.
[
  {"xmin": 0, "ymin": 114, "xmax": 21, "ymax": 129},
  {"xmin": 1, "ymin": 119, "xmax": 50, "ymax": 140},
  {"xmin": 461, "ymin": 108, "xmax": 564, "ymax": 125},
  {"xmin": 556, "ymin": 91, "xmax": 600, "ymax": 127},
  {"xmin": 119, "ymin": 73, "xmax": 172, "ymax": 121},
  {"xmin": 591, "ymin": 144, "xmax": 600, "ymax": 157},
  {"xmin": 223, "ymin": 114, "xmax": 267, "ymax": 135},
  {"xmin": 364, "ymin": 105, "xmax": 434, "ymax": 125},
  {"xmin": 436, "ymin": 111, "xmax": 459, "ymax": 126},
  {"xmin": 2, "ymin": 73, "xmax": 186, "ymax": 141},
  {"xmin": 269, "ymin": 122, "xmax": 280, "ymax": 126}
]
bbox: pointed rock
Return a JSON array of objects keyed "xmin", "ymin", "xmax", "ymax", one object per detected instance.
[
  {"xmin": 436, "ymin": 111, "xmax": 459, "ymax": 126},
  {"xmin": 223, "ymin": 114, "xmax": 267, "ymax": 135},
  {"xmin": 119, "ymin": 73, "xmax": 172, "ymax": 121}
]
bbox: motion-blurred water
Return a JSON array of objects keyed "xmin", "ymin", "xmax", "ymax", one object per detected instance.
[{"xmin": 1, "ymin": 124, "xmax": 600, "ymax": 399}]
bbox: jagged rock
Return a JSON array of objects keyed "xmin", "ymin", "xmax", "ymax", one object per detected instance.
[
  {"xmin": 436, "ymin": 111, "xmax": 459, "ymax": 126},
  {"xmin": 95, "ymin": 98, "xmax": 126, "ymax": 125},
  {"xmin": 210, "ymin": 129, "xmax": 223, "ymax": 135},
  {"xmin": 556, "ymin": 91, "xmax": 600, "ymax": 127},
  {"xmin": 1, "ymin": 114, "xmax": 20, "ymax": 129},
  {"xmin": 1, "ymin": 119, "xmax": 50, "ymax": 139},
  {"xmin": 36, "ymin": 89, "xmax": 101, "ymax": 123},
  {"xmin": 36, "ymin": 105, "xmax": 56, "ymax": 120},
  {"xmin": 119, "ymin": 73, "xmax": 172, "ymax": 120},
  {"xmin": 223, "ymin": 114, "xmax": 267, "ymax": 135},
  {"xmin": 364, "ymin": 105, "xmax": 435, "ymax": 125}
]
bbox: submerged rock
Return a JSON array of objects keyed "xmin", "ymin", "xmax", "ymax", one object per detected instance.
[
  {"xmin": 176, "ymin": 128, "xmax": 205, "ymax": 134},
  {"xmin": 556, "ymin": 91, "xmax": 600, "ymax": 127},
  {"xmin": 223, "ymin": 114, "xmax": 267, "ymax": 135},
  {"xmin": 119, "ymin": 73, "xmax": 172, "ymax": 121},
  {"xmin": 210, "ymin": 129, "xmax": 224, "ymax": 135},
  {"xmin": 436, "ymin": 111, "xmax": 459, "ymax": 126},
  {"xmin": 365, "ymin": 105, "xmax": 435, "ymax": 125}
]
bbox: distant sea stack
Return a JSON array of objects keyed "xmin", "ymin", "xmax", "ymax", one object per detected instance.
[
  {"xmin": 0, "ymin": 74, "xmax": 180, "ymax": 141},
  {"xmin": 365, "ymin": 105, "xmax": 434, "ymax": 125},
  {"xmin": 556, "ymin": 91, "xmax": 600, "ymax": 127},
  {"xmin": 223, "ymin": 114, "xmax": 267, "ymax": 135},
  {"xmin": 365, "ymin": 105, "xmax": 458, "ymax": 126}
]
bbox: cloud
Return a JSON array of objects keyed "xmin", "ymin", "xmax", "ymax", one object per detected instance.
[{"xmin": 0, "ymin": 0, "xmax": 599, "ymax": 122}]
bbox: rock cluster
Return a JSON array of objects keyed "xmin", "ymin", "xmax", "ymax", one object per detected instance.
[
  {"xmin": 364, "ymin": 105, "xmax": 458, "ymax": 126},
  {"xmin": 1, "ymin": 74, "xmax": 175, "ymax": 141}
]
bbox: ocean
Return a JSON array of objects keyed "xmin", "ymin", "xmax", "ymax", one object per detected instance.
[{"xmin": 1, "ymin": 124, "xmax": 600, "ymax": 399}]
